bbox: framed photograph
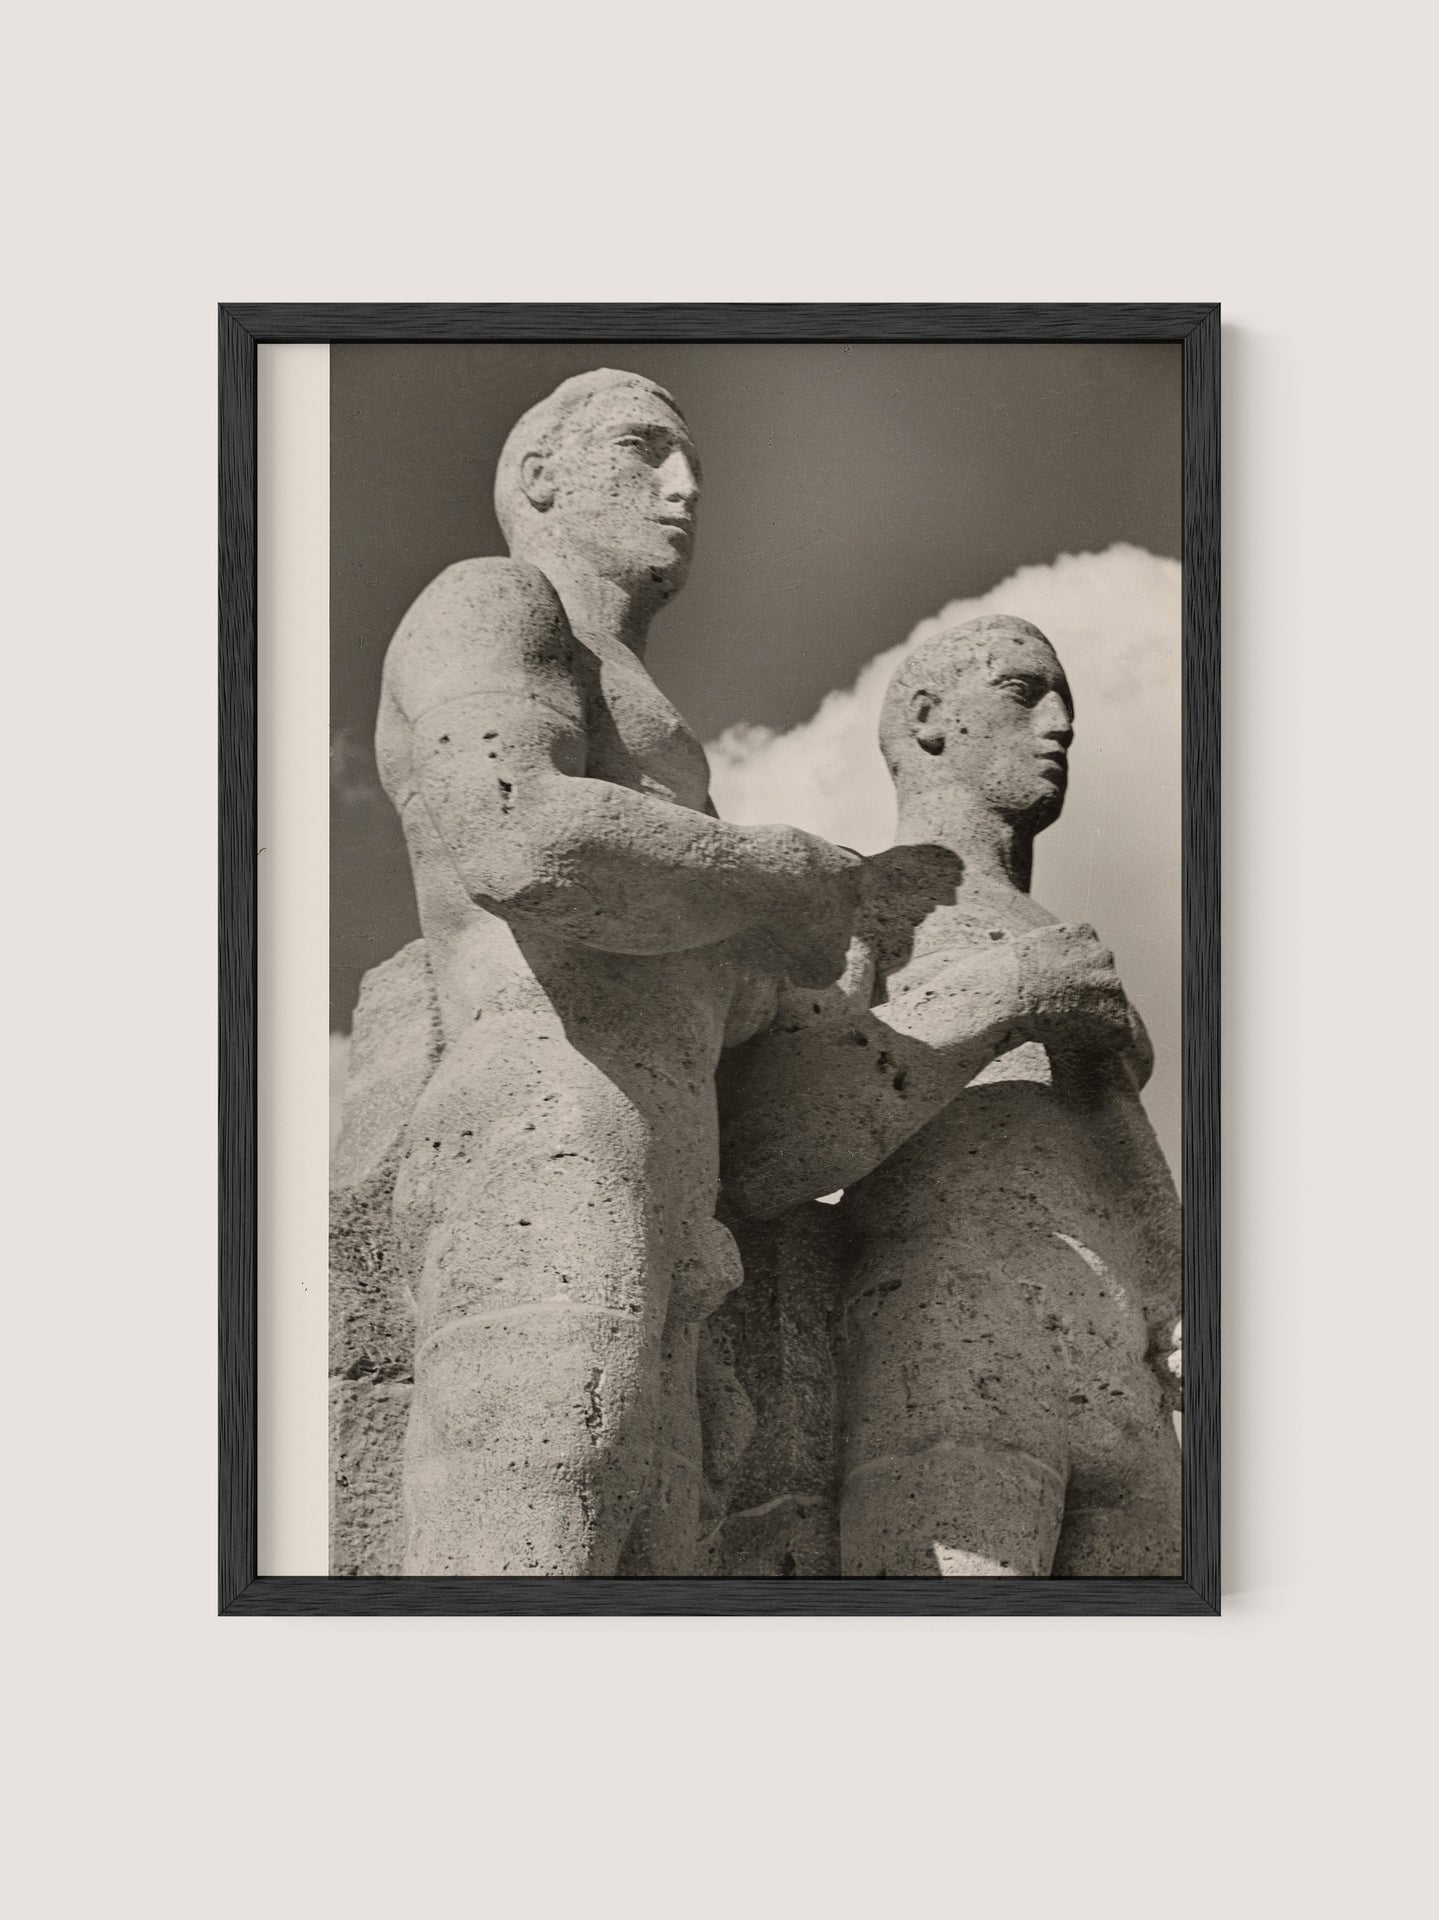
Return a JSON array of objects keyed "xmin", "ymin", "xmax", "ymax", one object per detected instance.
[{"xmin": 221, "ymin": 303, "xmax": 1218, "ymax": 1616}]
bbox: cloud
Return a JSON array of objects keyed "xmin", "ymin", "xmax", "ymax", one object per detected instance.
[
  {"xmin": 705, "ymin": 545, "xmax": 1183, "ymax": 1176},
  {"xmin": 706, "ymin": 543, "xmax": 1179, "ymax": 852}
]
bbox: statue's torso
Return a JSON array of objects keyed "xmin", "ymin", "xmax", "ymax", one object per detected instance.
[
  {"xmin": 850, "ymin": 873, "xmax": 1173, "ymax": 1299},
  {"xmin": 377, "ymin": 600, "xmax": 775, "ymax": 1070},
  {"xmin": 838, "ymin": 868, "xmax": 1180, "ymax": 1521}
]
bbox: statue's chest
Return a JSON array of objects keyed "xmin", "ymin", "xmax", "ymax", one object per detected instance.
[
  {"xmin": 887, "ymin": 887, "xmax": 1063, "ymax": 1093},
  {"xmin": 875, "ymin": 885, "xmax": 1053, "ymax": 995},
  {"xmin": 586, "ymin": 661, "xmax": 711, "ymax": 808}
]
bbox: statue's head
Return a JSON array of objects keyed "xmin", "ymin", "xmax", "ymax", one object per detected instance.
[
  {"xmin": 879, "ymin": 615, "xmax": 1075, "ymax": 833},
  {"xmin": 494, "ymin": 369, "xmax": 700, "ymax": 601}
]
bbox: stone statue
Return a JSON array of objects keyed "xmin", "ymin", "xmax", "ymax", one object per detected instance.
[
  {"xmin": 698, "ymin": 1199, "xmax": 844, "ymax": 1575},
  {"xmin": 330, "ymin": 940, "xmax": 445, "ymax": 1576},
  {"xmin": 373, "ymin": 369, "xmax": 861, "ymax": 1575},
  {"xmin": 720, "ymin": 616, "xmax": 1180, "ymax": 1576}
]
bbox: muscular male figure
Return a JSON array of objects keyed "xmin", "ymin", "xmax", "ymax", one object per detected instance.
[
  {"xmin": 380, "ymin": 371, "xmax": 859, "ymax": 1574},
  {"xmin": 721, "ymin": 616, "xmax": 1180, "ymax": 1576}
]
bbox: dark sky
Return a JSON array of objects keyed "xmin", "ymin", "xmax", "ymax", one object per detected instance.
[{"xmin": 332, "ymin": 341, "xmax": 1180, "ymax": 1028}]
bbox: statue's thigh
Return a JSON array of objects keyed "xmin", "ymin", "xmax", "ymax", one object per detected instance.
[
  {"xmin": 839, "ymin": 1250, "xmax": 1069, "ymax": 1577},
  {"xmin": 841, "ymin": 1444, "xmax": 1067, "ymax": 1577},
  {"xmin": 397, "ymin": 1031, "xmax": 669, "ymax": 1330},
  {"xmin": 615, "ymin": 1320, "xmax": 706, "ymax": 1577}
]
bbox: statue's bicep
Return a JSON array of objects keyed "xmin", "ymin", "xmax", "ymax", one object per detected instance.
[{"xmin": 388, "ymin": 558, "xmax": 584, "ymax": 730}]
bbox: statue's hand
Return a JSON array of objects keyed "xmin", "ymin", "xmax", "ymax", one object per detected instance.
[
  {"xmin": 1015, "ymin": 922, "xmax": 1137, "ymax": 1056},
  {"xmin": 748, "ymin": 827, "xmax": 864, "ymax": 987},
  {"xmin": 874, "ymin": 942, "xmax": 1028, "ymax": 1055}
]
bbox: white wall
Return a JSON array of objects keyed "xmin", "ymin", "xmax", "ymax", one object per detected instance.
[{"xmin": 7, "ymin": 3, "xmax": 1432, "ymax": 1915}]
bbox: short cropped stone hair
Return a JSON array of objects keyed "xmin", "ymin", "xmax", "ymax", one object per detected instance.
[
  {"xmin": 493, "ymin": 368, "xmax": 679, "ymax": 546},
  {"xmin": 878, "ymin": 615, "xmax": 1057, "ymax": 772}
]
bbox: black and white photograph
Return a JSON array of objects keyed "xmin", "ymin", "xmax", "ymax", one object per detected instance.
[{"xmin": 326, "ymin": 338, "xmax": 1191, "ymax": 1585}]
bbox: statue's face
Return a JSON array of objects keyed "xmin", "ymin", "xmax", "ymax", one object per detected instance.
[
  {"xmin": 544, "ymin": 386, "xmax": 701, "ymax": 596},
  {"xmin": 929, "ymin": 632, "xmax": 1075, "ymax": 829}
]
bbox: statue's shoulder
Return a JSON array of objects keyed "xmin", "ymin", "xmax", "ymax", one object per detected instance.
[
  {"xmin": 394, "ymin": 557, "xmax": 566, "ymax": 650},
  {"xmin": 383, "ymin": 558, "xmax": 578, "ymax": 714},
  {"xmin": 856, "ymin": 842, "xmax": 968, "ymax": 987},
  {"xmin": 406, "ymin": 555, "xmax": 560, "ymax": 619}
]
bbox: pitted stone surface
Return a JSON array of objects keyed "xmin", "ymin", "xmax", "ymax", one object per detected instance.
[
  {"xmin": 329, "ymin": 941, "xmax": 443, "ymax": 1576},
  {"xmin": 722, "ymin": 616, "xmax": 1181, "ymax": 1577},
  {"xmin": 702, "ymin": 1203, "xmax": 842, "ymax": 1576},
  {"xmin": 356, "ymin": 370, "xmax": 859, "ymax": 1576},
  {"xmin": 331, "ymin": 422, "xmax": 1181, "ymax": 1584}
]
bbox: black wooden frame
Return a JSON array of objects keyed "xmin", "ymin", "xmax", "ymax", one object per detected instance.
[{"xmin": 220, "ymin": 303, "xmax": 1219, "ymax": 1616}]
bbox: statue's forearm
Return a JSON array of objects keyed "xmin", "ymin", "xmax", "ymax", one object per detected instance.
[
  {"xmin": 428, "ymin": 770, "xmax": 803, "ymax": 955},
  {"xmin": 721, "ymin": 952, "xmax": 1024, "ymax": 1218}
]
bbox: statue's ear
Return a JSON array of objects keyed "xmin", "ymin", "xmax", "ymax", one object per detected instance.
[
  {"xmin": 519, "ymin": 449, "xmax": 556, "ymax": 512},
  {"xmin": 909, "ymin": 687, "xmax": 946, "ymax": 756}
]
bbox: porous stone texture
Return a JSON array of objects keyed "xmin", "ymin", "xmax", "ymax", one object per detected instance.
[
  {"xmin": 836, "ymin": 1035, "xmax": 1180, "ymax": 1577},
  {"xmin": 364, "ymin": 370, "xmax": 859, "ymax": 1576},
  {"xmin": 701, "ymin": 1203, "xmax": 841, "ymax": 1575},
  {"xmin": 331, "ymin": 406, "xmax": 1181, "ymax": 1584},
  {"xmin": 327, "ymin": 943, "xmax": 841, "ymax": 1577},
  {"xmin": 721, "ymin": 616, "xmax": 1181, "ymax": 1577},
  {"xmin": 329, "ymin": 940, "xmax": 443, "ymax": 1576}
]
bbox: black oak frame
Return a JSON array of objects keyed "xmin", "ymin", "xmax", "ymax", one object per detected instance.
[{"xmin": 220, "ymin": 303, "xmax": 1219, "ymax": 1617}]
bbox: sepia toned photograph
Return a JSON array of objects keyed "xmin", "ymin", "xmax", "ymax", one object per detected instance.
[{"xmin": 325, "ymin": 335, "xmax": 1192, "ymax": 1585}]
